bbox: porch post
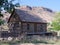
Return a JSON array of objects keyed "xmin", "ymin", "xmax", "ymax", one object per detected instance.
[
  {"xmin": 21, "ymin": 22, "xmax": 23, "ymax": 32},
  {"xmin": 34, "ymin": 23, "xmax": 37, "ymax": 33}
]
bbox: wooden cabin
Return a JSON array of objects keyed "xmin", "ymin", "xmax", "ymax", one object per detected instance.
[{"xmin": 8, "ymin": 6, "xmax": 47, "ymax": 36}]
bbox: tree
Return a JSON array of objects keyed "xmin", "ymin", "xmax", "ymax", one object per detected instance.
[
  {"xmin": 51, "ymin": 12, "xmax": 60, "ymax": 31},
  {"xmin": 0, "ymin": 0, "xmax": 20, "ymax": 16},
  {"xmin": 0, "ymin": 0, "xmax": 20, "ymax": 13},
  {"xmin": 0, "ymin": 19, "xmax": 4, "ymax": 25},
  {"xmin": 0, "ymin": 0, "xmax": 20, "ymax": 25}
]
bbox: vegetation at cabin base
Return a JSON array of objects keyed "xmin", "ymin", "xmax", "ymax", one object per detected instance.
[
  {"xmin": 51, "ymin": 12, "xmax": 60, "ymax": 31},
  {"xmin": 0, "ymin": 40, "xmax": 55, "ymax": 44}
]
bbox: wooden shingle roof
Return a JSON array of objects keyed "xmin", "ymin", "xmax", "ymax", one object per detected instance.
[
  {"xmin": 15, "ymin": 9, "xmax": 47, "ymax": 23},
  {"xmin": 8, "ymin": 6, "xmax": 55, "ymax": 23}
]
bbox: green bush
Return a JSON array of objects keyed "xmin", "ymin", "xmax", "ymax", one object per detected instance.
[
  {"xmin": 0, "ymin": 19, "xmax": 4, "ymax": 25},
  {"xmin": 0, "ymin": 13, "xmax": 3, "ymax": 17}
]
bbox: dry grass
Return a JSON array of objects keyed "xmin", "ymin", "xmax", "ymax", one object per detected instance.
[{"xmin": 0, "ymin": 36, "xmax": 60, "ymax": 45}]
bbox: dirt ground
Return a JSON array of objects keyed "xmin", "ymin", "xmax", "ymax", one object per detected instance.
[{"xmin": 14, "ymin": 43, "xmax": 60, "ymax": 45}]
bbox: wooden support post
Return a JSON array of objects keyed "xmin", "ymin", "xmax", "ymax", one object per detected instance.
[
  {"xmin": 34, "ymin": 23, "xmax": 37, "ymax": 33},
  {"xmin": 21, "ymin": 22, "xmax": 23, "ymax": 33}
]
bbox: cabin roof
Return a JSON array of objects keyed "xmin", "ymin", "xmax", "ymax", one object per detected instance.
[
  {"xmin": 8, "ymin": 6, "xmax": 55, "ymax": 23},
  {"xmin": 15, "ymin": 9, "xmax": 47, "ymax": 23}
]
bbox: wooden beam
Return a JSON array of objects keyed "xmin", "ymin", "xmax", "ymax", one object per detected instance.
[
  {"xmin": 21, "ymin": 22, "xmax": 23, "ymax": 30},
  {"xmin": 34, "ymin": 23, "xmax": 37, "ymax": 33}
]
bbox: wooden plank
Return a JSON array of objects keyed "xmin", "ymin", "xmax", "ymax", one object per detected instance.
[
  {"xmin": 34, "ymin": 23, "xmax": 37, "ymax": 33},
  {"xmin": 21, "ymin": 22, "xmax": 23, "ymax": 31}
]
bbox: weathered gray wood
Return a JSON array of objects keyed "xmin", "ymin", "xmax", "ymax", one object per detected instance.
[{"xmin": 8, "ymin": 11, "xmax": 47, "ymax": 37}]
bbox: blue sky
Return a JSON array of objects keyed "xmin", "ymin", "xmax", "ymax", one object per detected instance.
[{"xmin": 12, "ymin": 0, "xmax": 60, "ymax": 11}]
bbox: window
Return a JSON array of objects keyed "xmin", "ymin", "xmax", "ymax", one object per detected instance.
[
  {"xmin": 13, "ymin": 14, "xmax": 16, "ymax": 18},
  {"xmin": 37, "ymin": 24, "xmax": 44, "ymax": 33},
  {"xmin": 40, "ymin": 24, "xmax": 44, "ymax": 32},
  {"xmin": 14, "ymin": 22, "xmax": 19, "ymax": 27},
  {"xmin": 40, "ymin": 24, "xmax": 43, "ymax": 31},
  {"xmin": 22, "ymin": 23, "xmax": 27, "ymax": 31},
  {"xmin": 13, "ymin": 22, "xmax": 19, "ymax": 32},
  {"xmin": 27, "ymin": 24, "xmax": 30, "ymax": 30}
]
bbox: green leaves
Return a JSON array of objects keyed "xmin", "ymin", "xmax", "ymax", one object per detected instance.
[
  {"xmin": 0, "ymin": 0, "xmax": 20, "ymax": 25},
  {"xmin": 0, "ymin": 13, "xmax": 3, "ymax": 17},
  {"xmin": 52, "ymin": 21, "xmax": 60, "ymax": 30},
  {"xmin": 0, "ymin": 19, "xmax": 4, "ymax": 25},
  {"xmin": 0, "ymin": 0, "xmax": 5, "ymax": 6},
  {"xmin": 0, "ymin": 0, "xmax": 20, "ymax": 13},
  {"xmin": 51, "ymin": 12, "xmax": 60, "ymax": 31}
]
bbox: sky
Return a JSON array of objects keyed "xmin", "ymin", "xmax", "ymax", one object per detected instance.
[{"xmin": 12, "ymin": 0, "xmax": 60, "ymax": 11}]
